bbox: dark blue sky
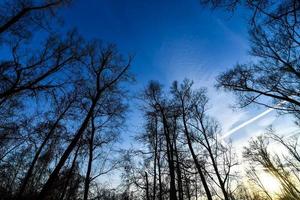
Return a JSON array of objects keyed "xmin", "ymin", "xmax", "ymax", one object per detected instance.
[{"xmin": 62, "ymin": 0, "xmax": 250, "ymax": 87}]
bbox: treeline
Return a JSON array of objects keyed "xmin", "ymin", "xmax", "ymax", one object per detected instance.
[{"xmin": 0, "ymin": 0, "xmax": 299, "ymax": 200}]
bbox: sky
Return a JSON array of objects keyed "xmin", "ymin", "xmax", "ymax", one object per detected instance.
[{"xmin": 61, "ymin": 0, "xmax": 299, "ymax": 152}]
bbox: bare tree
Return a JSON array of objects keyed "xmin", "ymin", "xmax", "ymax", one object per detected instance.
[
  {"xmin": 143, "ymin": 81, "xmax": 178, "ymax": 200},
  {"xmin": 172, "ymin": 79, "xmax": 237, "ymax": 200},
  {"xmin": 170, "ymin": 80, "xmax": 213, "ymax": 200},
  {"xmin": 38, "ymin": 43, "xmax": 131, "ymax": 199},
  {"xmin": 200, "ymin": 0, "xmax": 300, "ymax": 122},
  {"xmin": 129, "ymin": 80, "xmax": 236, "ymax": 200}
]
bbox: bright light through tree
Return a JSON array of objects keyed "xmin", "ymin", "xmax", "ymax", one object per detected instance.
[{"xmin": 260, "ymin": 172, "xmax": 282, "ymax": 196}]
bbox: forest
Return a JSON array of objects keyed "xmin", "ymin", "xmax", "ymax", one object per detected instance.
[{"xmin": 0, "ymin": 0, "xmax": 299, "ymax": 199}]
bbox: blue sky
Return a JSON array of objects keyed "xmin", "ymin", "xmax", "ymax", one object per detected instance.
[
  {"xmin": 62, "ymin": 0, "xmax": 249, "ymax": 84},
  {"xmin": 60, "ymin": 0, "xmax": 298, "ymax": 149}
]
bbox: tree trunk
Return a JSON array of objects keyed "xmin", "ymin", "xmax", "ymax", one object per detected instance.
[
  {"xmin": 161, "ymin": 112, "xmax": 177, "ymax": 200},
  {"xmin": 83, "ymin": 116, "xmax": 96, "ymax": 200},
  {"xmin": 152, "ymin": 116, "xmax": 158, "ymax": 200},
  {"xmin": 173, "ymin": 129, "xmax": 183, "ymax": 200},
  {"xmin": 145, "ymin": 171, "xmax": 150, "ymax": 200},
  {"xmin": 181, "ymin": 101, "xmax": 212, "ymax": 200},
  {"xmin": 157, "ymin": 139, "xmax": 163, "ymax": 200}
]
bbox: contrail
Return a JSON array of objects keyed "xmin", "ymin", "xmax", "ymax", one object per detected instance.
[{"xmin": 221, "ymin": 101, "xmax": 286, "ymax": 139}]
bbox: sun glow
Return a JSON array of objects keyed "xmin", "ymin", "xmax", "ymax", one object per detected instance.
[{"xmin": 259, "ymin": 172, "xmax": 282, "ymax": 195}]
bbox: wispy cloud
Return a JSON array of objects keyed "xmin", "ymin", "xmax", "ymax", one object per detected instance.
[{"xmin": 222, "ymin": 107, "xmax": 275, "ymax": 139}]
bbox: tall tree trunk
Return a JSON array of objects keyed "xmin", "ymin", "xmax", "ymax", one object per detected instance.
[
  {"xmin": 83, "ymin": 116, "xmax": 96, "ymax": 200},
  {"xmin": 145, "ymin": 171, "xmax": 150, "ymax": 200},
  {"xmin": 157, "ymin": 139, "xmax": 163, "ymax": 200},
  {"xmin": 161, "ymin": 112, "xmax": 177, "ymax": 200},
  {"xmin": 181, "ymin": 101, "xmax": 212, "ymax": 200},
  {"xmin": 173, "ymin": 127, "xmax": 183, "ymax": 200},
  {"xmin": 152, "ymin": 116, "xmax": 158, "ymax": 200}
]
